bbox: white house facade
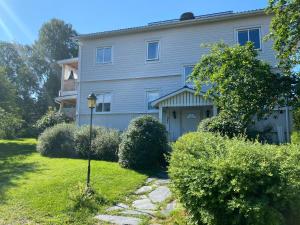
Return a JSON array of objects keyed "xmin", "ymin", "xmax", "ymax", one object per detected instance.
[{"xmin": 56, "ymin": 9, "xmax": 292, "ymax": 143}]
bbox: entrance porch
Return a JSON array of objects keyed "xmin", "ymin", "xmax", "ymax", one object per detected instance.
[{"xmin": 152, "ymin": 86, "xmax": 216, "ymax": 141}]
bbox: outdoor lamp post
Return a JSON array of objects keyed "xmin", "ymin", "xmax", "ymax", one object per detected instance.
[{"xmin": 87, "ymin": 93, "xmax": 97, "ymax": 187}]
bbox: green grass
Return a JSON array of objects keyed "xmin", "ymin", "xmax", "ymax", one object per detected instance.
[{"xmin": 0, "ymin": 138, "xmax": 147, "ymax": 225}]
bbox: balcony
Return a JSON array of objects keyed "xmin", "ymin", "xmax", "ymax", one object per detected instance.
[{"xmin": 63, "ymin": 79, "xmax": 76, "ymax": 92}]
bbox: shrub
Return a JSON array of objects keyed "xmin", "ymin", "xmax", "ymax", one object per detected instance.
[
  {"xmin": 37, "ymin": 123, "xmax": 76, "ymax": 157},
  {"xmin": 34, "ymin": 107, "xmax": 71, "ymax": 134},
  {"xmin": 74, "ymin": 125, "xmax": 104, "ymax": 158},
  {"xmin": 118, "ymin": 115, "xmax": 168, "ymax": 169},
  {"xmin": 291, "ymin": 131, "xmax": 300, "ymax": 144},
  {"xmin": 293, "ymin": 108, "xmax": 300, "ymax": 130},
  {"xmin": 92, "ymin": 128, "xmax": 120, "ymax": 162},
  {"xmin": 0, "ymin": 107, "xmax": 24, "ymax": 139},
  {"xmin": 198, "ymin": 112, "xmax": 246, "ymax": 138},
  {"xmin": 169, "ymin": 132, "xmax": 300, "ymax": 225}
]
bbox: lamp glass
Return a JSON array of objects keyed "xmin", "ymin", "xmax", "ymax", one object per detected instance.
[{"xmin": 87, "ymin": 93, "xmax": 97, "ymax": 108}]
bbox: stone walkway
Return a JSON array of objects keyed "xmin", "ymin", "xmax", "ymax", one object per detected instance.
[{"xmin": 95, "ymin": 172, "xmax": 176, "ymax": 225}]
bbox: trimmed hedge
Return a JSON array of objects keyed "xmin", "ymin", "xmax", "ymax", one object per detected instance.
[
  {"xmin": 169, "ymin": 132, "xmax": 300, "ymax": 225},
  {"xmin": 118, "ymin": 115, "xmax": 168, "ymax": 169},
  {"xmin": 92, "ymin": 128, "xmax": 120, "ymax": 162},
  {"xmin": 291, "ymin": 131, "xmax": 300, "ymax": 144},
  {"xmin": 37, "ymin": 123, "xmax": 76, "ymax": 157}
]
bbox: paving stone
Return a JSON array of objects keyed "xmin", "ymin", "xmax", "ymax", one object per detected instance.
[
  {"xmin": 120, "ymin": 209, "xmax": 155, "ymax": 216},
  {"xmin": 154, "ymin": 179, "xmax": 170, "ymax": 186},
  {"xmin": 135, "ymin": 186, "xmax": 152, "ymax": 194},
  {"xmin": 148, "ymin": 186, "xmax": 171, "ymax": 203},
  {"xmin": 106, "ymin": 203, "xmax": 129, "ymax": 211},
  {"xmin": 132, "ymin": 198, "xmax": 156, "ymax": 210},
  {"xmin": 146, "ymin": 177, "xmax": 155, "ymax": 184},
  {"xmin": 95, "ymin": 214, "xmax": 141, "ymax": 225},
  {"xmin": 161, "ymin": 200, "xmax": 177, "ymax": 216}
]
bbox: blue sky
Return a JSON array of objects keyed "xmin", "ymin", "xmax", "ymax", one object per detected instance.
[{"xmin": 0, "ymin": 0, "xmax": 268, "ymax": 45}]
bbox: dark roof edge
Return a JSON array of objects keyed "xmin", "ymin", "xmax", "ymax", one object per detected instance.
[{"xmin": 75, "ymin": 9, "xmax": 266, "ymax": 41}]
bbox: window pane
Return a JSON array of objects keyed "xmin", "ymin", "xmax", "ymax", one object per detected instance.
[
  {"xmin": 96, "ymin": 103, "xmax": 103, "ymax": 112},
  {"xmin": 147, "ymin": 42, "xmax": 159, "ymax": 60},
  {"xmin": 147, "ymin": 92, "xmax": 159, "ymax": 110},
  {"xmin": 238, "ymin": 30, "xmax": 248, "ymax": 46},
  {"xmin": 103, "ymin": 93, "xmax": 112, "ymax": 103},
  {"xmin": 249, "ymin": 29, "xmax": 260, "ymax": 49},
  {"xmin": 96, "ymin": 48, "xmax": 104, "ymax": 63},
  {"xmin": 103, "ymin": 103, "xmax": 110, "ymax": 112},
  {"xmin": 104, "ymin": 47, "xmax": 112, "ymax": 62},
  {"xmin": 184, "ymin": 66, "xmax": 194, "ymax": 86}
]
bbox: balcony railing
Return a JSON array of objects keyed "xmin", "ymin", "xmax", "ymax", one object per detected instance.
[{"xmin": 63, "ymin": 79, "xmax": 76, "ymax": 92}]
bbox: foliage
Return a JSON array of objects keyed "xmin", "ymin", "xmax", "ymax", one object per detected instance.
[
  {"xmin": 0, "ymin": 138, "xmax": 147, "ymax": 225},
  {"xmin": 92, "ymin": 128, "xmax": 121, "ymax": 162},
  {"xmin": 36, "ymin": 123, "xmax": 76, "ymax": 157},
  {"xmin": 34, "ymin": 107, "xmax": 71, "ymax": 134},
  {"xmin": 169, "ymin": 132, "xmax": 300, "ymax": 225},
  {"xmin": 291, "ymin": 131, "xmax": 300, "ymax": 144},
  {"xmin": 267, "ymin": 0, "xmax": 300, "ymax": 76},
  {"xmin": 293, "ymin": 107, "xmax": 300, "ymax": 130},
  {"xmin": 118, "ymin": 115, "xmax": 168, "ymax": 169},
  {"xmin": 68, "ymin": 183, "xmax": 106, "ymax": 212},
  {"xmin": 190, "ymin": 43, "xmax": 295, "ymax": 126},
  {"xmin": 74, "ymin": 125, "xmax": 103, "ymax": 158},
  {"xmin": 197, "ymin": 113, "xmax": 246, "ymax": 138},
  {"xmin": 0, "ymin": 68, "xmax": 18, "ymax": 113},
  {"xmin": 0, "ymin": 107, "xmax": 24, "ymax": 139}
]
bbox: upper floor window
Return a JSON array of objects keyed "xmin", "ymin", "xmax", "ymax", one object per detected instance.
[
  {"xmin": 147, "ymin": 41, "xmax": 159, "ymax": 61},
  {"xmin": 184, "ymin": 65, "xmax": 194, "ymax": 86},
  {"xmin": 96, "ymin": 47, "xmax": 112, "ymax": 64},
  {"xmin": 96, "ymin": 93, "xmax": 112, "ymax": 112},
  {"xmin": 237, "ymin": 28, "xmax": 261, "ymax": 49},
  {"xmin": 146, "ymin": 91, "xmax": 159, "ymax": 110}
]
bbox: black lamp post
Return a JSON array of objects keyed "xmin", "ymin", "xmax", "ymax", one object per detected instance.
[{"xmin": 87, "ymin": 93, "xmax": 97, "ymax": 187}]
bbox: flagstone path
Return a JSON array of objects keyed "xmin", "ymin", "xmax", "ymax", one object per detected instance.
[{"xmin": 95, "ymin": 172, "xmax": 176, "ymax": 225}]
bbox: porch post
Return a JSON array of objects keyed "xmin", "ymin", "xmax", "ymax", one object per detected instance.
[
  {"xmin": 213, "ymin": 105, "xmax": 218, "ymax": 116},
  {"xmin": 159, "ymin": 105, "xmax": 163, "ymax": 123}
]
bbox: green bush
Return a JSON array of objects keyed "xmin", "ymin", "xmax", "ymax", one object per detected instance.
[
  {"xmin": 293, "ymin": 108, "xmax": 300, "ymax": 131},
  {"xmin": 37, "ymin": 123, "xmax": 76, "ymax": 157},
  {"xmin": 92, "ymin": 128, "xmax": 120, "ymax": 162},
  {"xmin": 169, "ymin": 132, "xmax": 300, "ymax": 225},
  {"xmin": 291, "ymin": 131, "xmax": 300, "ymax": 144},
  {"xmin": 0, "ymin": 107, "xmax": 24, "ymax": 139},
  {"xmin": 34, "ymin": 107, "xmax": 71, "ymax": 134},
  {"xmin": 74, "ymin": 125, "xmax": 104, "ymax": 158},
  {"xmin": 198, "ymin": 112, "xmax": 246, "ymax": 138},
  {"xmin": 118, "ymin": 115, "xmax": 168, "ymax": 169}
]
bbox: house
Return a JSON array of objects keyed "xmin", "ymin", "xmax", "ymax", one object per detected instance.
[{"xmin": 55, "ymin": 9, "xmax": 292, "ymax": 142}]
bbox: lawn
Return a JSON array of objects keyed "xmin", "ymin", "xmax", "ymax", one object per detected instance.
[{"xmin": 0, "ymin": 138, "xmax": 148, "ymax": 225}]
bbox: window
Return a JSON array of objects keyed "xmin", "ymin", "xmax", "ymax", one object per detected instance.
[
  {"xmin": 147, "ymin": 41, "xmax": 159, "ymax": 61},
  {"xmin": 146, "ymin": 91, "xmax": 159, "ymax": 110},
  {"xmin": 96, "ymin": 47, "xmax": 112, "ymax": 63},
  {"xmin": 96, "ymin": 93, "xmax": 112, "ymax": 112},
  {"xmin": 237, "ymin": 28, "xmax": 261, "ymax": 49},
  {"xmin": 184, "ymin": 65, "xmax": 194, "ymax": 86}
]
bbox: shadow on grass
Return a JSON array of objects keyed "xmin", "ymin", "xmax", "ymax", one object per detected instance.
[{"xmin": 0, "ymin": 140, "xmax": 40, "ymax": 202}]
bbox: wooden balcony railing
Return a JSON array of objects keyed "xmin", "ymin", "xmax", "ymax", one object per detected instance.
[{"xmin": 63, "ymin": 79, "xmax": 76, "ymax": 92}]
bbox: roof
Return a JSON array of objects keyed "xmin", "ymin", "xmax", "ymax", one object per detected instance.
[
  {"xmin": 151, "ymin": 86, "xmax": 211, "ymax": 108},
  {"xmin": 75, "ymin": 9, "xmax": 266, "ymax": 41},
  {"xmin": 57, "ymin": 57, "xmax": 78, "ymax": 65}
]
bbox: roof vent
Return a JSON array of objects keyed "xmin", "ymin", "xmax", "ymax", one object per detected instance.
[{"xmin": 180, "ymin": 12, "xmax": 195, "ymax": 21}]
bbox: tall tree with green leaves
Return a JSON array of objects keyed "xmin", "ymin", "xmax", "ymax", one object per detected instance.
[
  {"xmin": 32, "ymin": 19, "xmax": 78, "ymax": 114},
  {"xmin": 191, "ymin": 43, "xmax": 295, "ymax": 126},
  {"xmin": 267, "ymin": 0, "xmax": 300, "ymax": 76}
]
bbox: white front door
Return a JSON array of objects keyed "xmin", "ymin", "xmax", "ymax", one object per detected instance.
[{"xmin": 166, "ymin": 109, "xmax": 181, "ymax": 141}]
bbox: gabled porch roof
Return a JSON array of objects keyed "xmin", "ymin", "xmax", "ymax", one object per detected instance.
[{"xmin": 151, "ymin": 86, "xmax": 212, "ymax": 108}]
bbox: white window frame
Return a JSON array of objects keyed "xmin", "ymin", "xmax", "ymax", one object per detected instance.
[
  {"xmin": 146, "ymin": 40, "xmax": 160, "ymax": 62},
  {"xmin": 236, "ymin": 27, "xmax": 262, "ymax": 50},
  {"xmin": 145, "ymin": 90, "xmax": 160, "ymax": 112},
  {"xmin": 183, "ymin": 65, "xmax": 195, "ymax": 86},
  {"xmin": 95, "ymin": 92, "xmax": 112, "ymax": 114},
  {"xmin": 96, "ymin": 46, "xmax": 113, "ymax": 64}
]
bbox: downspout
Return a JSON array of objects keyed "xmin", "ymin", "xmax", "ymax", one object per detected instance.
[{"xmin": 285, "ymin": 97, "xmax": 290, "ymax": 143}]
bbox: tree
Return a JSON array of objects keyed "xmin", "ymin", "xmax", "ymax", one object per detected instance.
[
  {"xmin": 32, "ymin": 19, "xmax": 78, "ymax": 114},
  {"xmin": 0, "ymin": 67, "xmax": 18, "ymax": 113},
  {"xmin": 267, "ymin": 0, "xmax": 300, "ymax": 76},
  {"xmin": 190, "ymin": 43, "xmax": 294, "ymax": 126}
]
